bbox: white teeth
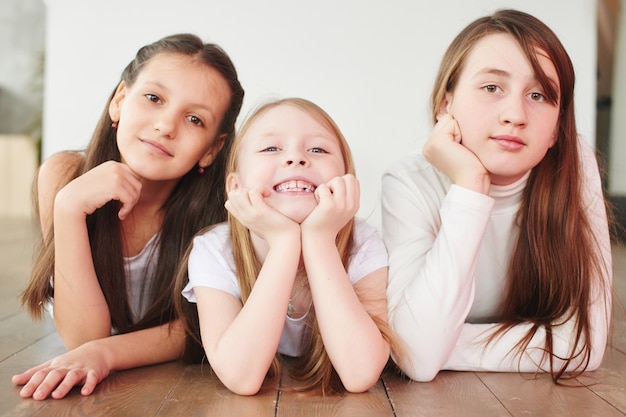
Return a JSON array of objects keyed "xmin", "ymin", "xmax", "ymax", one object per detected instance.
[{"xmin": 275, "ymin": 180, "xmax": 316, "ymax": 192}]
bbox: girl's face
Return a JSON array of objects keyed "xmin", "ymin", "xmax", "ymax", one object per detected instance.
[
  {"xmin": 109, "ymin": 52, "xmax": 231, "ymax": 181},
  {"xmin": 443, "ymin": 33, "xmax": 560, "ymax": 185},
  {"xmin": 229, "ymin": 104, "xmax": 346, "ymax": 223}
]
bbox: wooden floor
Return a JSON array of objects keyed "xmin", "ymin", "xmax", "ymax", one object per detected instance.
[{"xmin": 1, "ymin": 217, "xmax": 625, "ymax": 417}]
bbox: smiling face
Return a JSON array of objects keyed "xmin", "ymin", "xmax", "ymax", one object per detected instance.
[
  {"xmin": 109, "ymin": 52, "xmax": 231, "ymax": 182},
  {"xmin": 228, "ymin": 103, "xmax": 346, "ymax": 223},
  {"xmin": 443, "ymin": 33, "xmax": 560, "ymax": 185}
]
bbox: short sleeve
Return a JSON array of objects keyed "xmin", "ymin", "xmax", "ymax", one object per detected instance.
[
  {"xmin": 347, "ymin": 220, "xmax": 389, "ymax": 284},
  {"xmin": 182, "ymin": 224, "xmax": 241, "ymax": 303}
]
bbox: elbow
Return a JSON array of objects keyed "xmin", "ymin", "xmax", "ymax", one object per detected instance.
[
  {"xmin": 402, "ymin": 365, "xmax": 440, "ymax": 383},
  {"xmin": 224, "ymin": 380, "xmax": 263, "ymax": 396},
  {"xmin": 338, "ymin": 355, "xmax": 388, "ymax": 393},
  {"xmin": 210, "ymin": 362, "xmax": 265, "ymax": 396},
  {"xmin": 340, "ymin": 371, "xmax": 381, "ymax": 393},
  {"xmin": 392, "ymin": 354, "xmax": 441, "ymax": 382},
  {"xmin": 585, "ymin": 344, "xmax": 607, "ymax": 372}
]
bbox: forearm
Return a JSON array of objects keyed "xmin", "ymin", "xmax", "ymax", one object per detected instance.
[
  {"xmin": 303, "ymin": 236, "xmax": 389, "ymax": 392},
  {"xmin": 53, "ymin": 204, "xmax": 111, "ymax": 348},
  {"xmin": 96, "ymin": 321, "xmax": 185, "ymax": 371},
  {"xmin": 444, "ymin": 312, "xmax": 608, "ymax": 373},
  {"xmin": 383, "ymin": 182, "xmax": 494, "ymax": 381},
  {"xmin": 203, "ymin": 239, "xmax": 301, "ymax": 395}
]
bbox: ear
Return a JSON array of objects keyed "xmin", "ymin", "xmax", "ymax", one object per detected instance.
[
  {"xmin": 549, "ymin": 130, "xmax": 558, "ymax": 148},
  {"xmin": 439, "ymin": 92, "xmax": 453, "ymax": 115},
  {"xmin": 198, "ymin": 133, "xmax": 227, "ymax": 168},
  {"xmin": 108, "ymin": 81, "xmax": 127, "ymax": 122},
  {"xmin": 225, "ymin": 172, "xmax": 240, "ymax": 193}
]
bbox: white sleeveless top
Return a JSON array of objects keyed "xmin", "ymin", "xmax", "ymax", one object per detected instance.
[{"xmin": 46, "ymin": 233, "xmax": 160, "ymax": 329}]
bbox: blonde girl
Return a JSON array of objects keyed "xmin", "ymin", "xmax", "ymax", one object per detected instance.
[{"xmin": 177, "ymin": 98, "xmax": 396, "ymax": 395}]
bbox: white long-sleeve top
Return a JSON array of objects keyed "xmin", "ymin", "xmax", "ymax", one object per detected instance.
[{"xmin": 382, "ymin": 138, "xmax": 612, "ymax": 381}]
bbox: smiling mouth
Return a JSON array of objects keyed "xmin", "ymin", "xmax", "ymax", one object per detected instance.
[
  {"xmin": 141, "ymin": 139, "xmax": 173, "ymax": 157},
  {"xmin": 274, "ymin": 180, "xmax": 316, "ymax": 193}
]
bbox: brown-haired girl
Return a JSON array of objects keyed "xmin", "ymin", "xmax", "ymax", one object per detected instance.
[
  {"xmin": 177, "ymin": 98, "xmax": 396, "ymax": 395},
  {"xmin": 382, "ymin": 9, "xmax": 612, "ymax": 383},
  {"xmin": 13, "ymin": 33, "xmax": 244, "ymax": 399}
]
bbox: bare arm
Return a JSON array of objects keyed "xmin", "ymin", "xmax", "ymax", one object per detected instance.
[
  {"xmin": 194, "ymin": 188, "xmax": 301, "ymax": 395},
  {"xmin": 302, "ymin": 175, "xmax": 390, "ymax": 392},
  {"xmin": 41, "ymin": 154, "xmax": 142, "ymax": 348}
]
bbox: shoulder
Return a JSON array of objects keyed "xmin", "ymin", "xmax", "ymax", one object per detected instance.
[
  {"xmin": 352, "ymin": 219, "xmax": 381, "ymax": 243},
  {"xmin": 347, "ymin": 220, "xmax": 388, "ymax": 284},
  {"xmin": 192, "ymin": 222, "xmax": 232, "ymax": 253},
  {"xmin": 382, "ymin": 149, "xmax": 452, "ymax": 192},
  {"xmin": 38, "ymin": 151, "xmax": 84, "ymax": 190},
  {"xmin": 36, "ymin": 151, "xmax": 84, "ymax": 230},
  {"xmin": 384, "ymin": 149, "xmax": 437, "ymax": 177}
]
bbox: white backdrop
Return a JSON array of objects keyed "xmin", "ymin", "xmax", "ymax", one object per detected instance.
[{"xmin": 42, "ymin": 0, "xmax": 597, "ymax": 227}]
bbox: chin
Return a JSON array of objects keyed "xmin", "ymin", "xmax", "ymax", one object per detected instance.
[{"xmin": 279, "ymin": 205, "xmax": 316, "ymax": 224}]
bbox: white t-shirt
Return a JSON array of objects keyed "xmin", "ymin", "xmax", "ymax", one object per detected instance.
[
  {"xmin": 182, "ymin": 219, "xmax": 388, "ymax": 357},
  {"xmin": 382, "ymin": 138, "xmax": 612, "ymax": 381}
]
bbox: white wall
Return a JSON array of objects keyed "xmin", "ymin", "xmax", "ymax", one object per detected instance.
[
  {"xmin": 609, "ymin": 1, "xmax": 626, "ymax": 195},
  {"xmin": 42, "ymin": 0, "xmax": 597, "ymax": 227}
]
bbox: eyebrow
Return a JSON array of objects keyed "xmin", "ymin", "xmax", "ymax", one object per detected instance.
[
  {"xmin": 473, "ymin": 67, "xmax": 559, "ymax": 92},
  {"xmin": 146, "ymin": 81, "xmax": 218, "ymax": 121}
]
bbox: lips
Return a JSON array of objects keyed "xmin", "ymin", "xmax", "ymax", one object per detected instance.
[
  {"xmin": 140, "ymin": 139, "xmax": 174, "ymax": 157},
  {"xmin": 274, "ymin": 179, "xmax": 316, "ymax": 193},
  {"xmin": 491, "ymin": 135, "xmax": 525, "ymax": 151}
]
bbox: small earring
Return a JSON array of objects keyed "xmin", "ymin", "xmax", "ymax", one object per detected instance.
[
  {"xmin": 198, "ymin": 166, "xmax": 205, "ymax": 175},
  {"xmin": 111, "ymin": 122, "xmax": 118, "ymax": 129}
]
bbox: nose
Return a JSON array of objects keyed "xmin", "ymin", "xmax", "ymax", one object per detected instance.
[
  {"xmin": 153, "ymin": 111, "xmax": 177, "ymax": 138},
  {"xmin": 499, "ymin": 96, "xmax": 528, "ymax": 127},
  {"xmin": 283, "ymin": 150, "xmax": 309, "ymax": 167}
]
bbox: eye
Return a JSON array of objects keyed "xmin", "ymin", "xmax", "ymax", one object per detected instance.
[
  {"xmin": 529, "ymin": 92, "xmax": 547, "ymax": 102},
  {"xmin": 187, "ymin": 115, "xmax": 204, "ymax": 127},
  {"xmin": 482, "ymin": 85, "xmax": 499, "ymax": 94},
  {"xmin": 261, "ymin": 146, "xmax": 280, "ymax": 152},
  {"xmin": 309, "ymin": 147, "xmax": 328, "ymax": 154},
  {"xmin": 145, "ymin": 93, "xmax": 161, "ymax": 103}
]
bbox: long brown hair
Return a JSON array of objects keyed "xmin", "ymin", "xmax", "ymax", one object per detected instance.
[
  {"xmin": 431, "ymin": 9, "xmax": 611, "ymax": 383},
  {"xmin": 175, "ymin": 98, "xmax": 398, "ymax": 393},
  {"xmin": 22, "ymin": 34, "xmax": 244, "ymax": 336}
]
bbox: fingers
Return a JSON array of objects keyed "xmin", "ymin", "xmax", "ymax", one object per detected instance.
[
  {"xmin": 79, "ymin": 370, "xmax": 100, "ymax": 396},
  {"xmin": 15, "ymin": 366, "xmax": 91, "ymax": 400},
  {"xmin": 115, "ymin": 165, "xmax": 142, "ymax": 220},
  {"xmin": 316, "ymin": 174, "xmax": 360, "ymax": 213},
  {"xmin": 434, "ymin": 114, "xmax": 461, "ymax": 143}
]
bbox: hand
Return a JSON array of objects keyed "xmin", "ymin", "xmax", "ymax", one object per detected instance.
[
  {"xmin": 55, "ymin": 161, "xmax": 142, "ymax": 220},
  {"xmin": 225, "ymin": 187, "xmax": 300, "ymax": 245},
  {"xmin": 302, "ymin": 174, "xmax": 359, "ymax": 239},
  {"xmin": 12, "ymin": 342, "xmax": 111, "ymax": 400},
  {"xmin": 422, "ymin": 114, "xmax": 490, "ymax": 194}
]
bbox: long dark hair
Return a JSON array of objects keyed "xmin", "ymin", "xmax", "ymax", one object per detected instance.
[
  {"xmin": 431, "ymin": 9, "xmax": 611, "ymax": 383},
  {"xmin": 22, "ymin": 34, "xmax": 244, "ymax": 337}
]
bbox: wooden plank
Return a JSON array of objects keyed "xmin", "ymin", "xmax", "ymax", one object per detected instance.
[
  {"xmin": 0, "ymin": 332, "xmax": 67, "ymax": 417},
  {"xmin": 576, "ymin": 347, "xmax": 626, "ymax": 415},
  {"xmin": 26, "ymin": 361, "xmax": 186, "ymax": 417},
  {"xmin": 156, "ymin": 364, "xmax": 279, "ymax": 417},
  {"xmin": 0, "ymin": 217, "xmax": 36, "ymax": 320},
  {"xmin": 478, "ymin": 371, "xmax": 625, "ymax": 417},
  {"xmin": 385, "ymin": 370, "xmax": 511, "ymax": 417},
  {"xmin": 612, "ymin": 244, "xmax": 626, "ymax": 354},
  {"xmin": 0, "ymin": 312, "xmax": 56, "ymax": 361},
  {"xmin": 276, "ymin": 371, "xmax": 394, "ymax": 417}
]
